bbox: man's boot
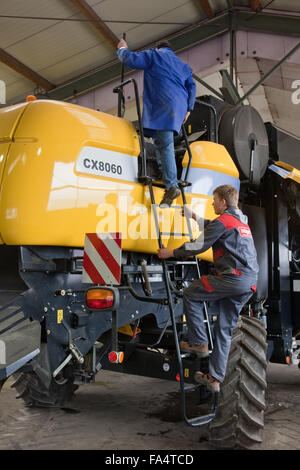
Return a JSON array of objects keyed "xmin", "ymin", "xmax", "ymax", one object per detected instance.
[{"xmin": 159, "ymin": 187, "xmax": 180, "ymax": 207}]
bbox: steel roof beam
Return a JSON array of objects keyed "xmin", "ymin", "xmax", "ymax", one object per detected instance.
[
  {"xmin": 47, "ymin": 13, "xmax": 229, "ymax": 101},
  {"xmin": 46, "ymin": 9, "xmax": 300, "ymax": 101},
  {"xmin": 237, "ymin": 10, "xmax": 300, "ymax": 37},
  {"xmin": 199, "ymin": 0, "xmax": 215, "ymax": 19},
  {"xmin": 71, "ymin": 0, "xmax": 119, "ymax": 48},
  {"xmin": 192, "ymin": 73, "xmax": 224, "ymax": 100},
  {"xmin": 236, "ymin": 40, "xmax": 300, "ymax": 105},
  {"xmin": 0, "ymin": 48, "xmax": 54, "ymax": 91},
  {"xmin": 249, "ymin": 0, "xmax": 261, "ymax": 12}
]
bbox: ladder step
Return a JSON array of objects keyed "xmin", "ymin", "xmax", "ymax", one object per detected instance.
[
  {"xmin": 178, "ymin": 181, "xmax": 192, "ymax": 187},
  {"xmin": 186, "ymin": 412, "xmax": 217, "ymax": 427},
  {"xmin": 149, "ymin": 181, "xmax": 166, "ymax": 189},
  {"xmin": 180, "ymin": 352, "xmax": 192, "ymax": 359},
  {"xmin": 147, "ymin": 180, "xmax": 192, "ymax": 189},
  {"xmin": 184, "ymin": 384, "xmax": 200, "ymax": 392},
  {"xmin": 187, "ymin": 391, "xmax": 219, "ymax": 426},
  {"xmin": 166, "ymin": 260, "xmax": 198, "ymax": 265},
  {"xmin": 152, "ymin": 204, "xmax": 184, "ymax": 209},
  {"xmin": 160, "ymin": 232, "xmax": 191, "ymax": 237}
]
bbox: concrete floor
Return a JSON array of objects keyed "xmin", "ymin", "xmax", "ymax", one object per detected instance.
[
  {"xmin": 0, "ymin": 290, "xmax": 299, "ymax": 452},
  {"xmin": 0, "ymin": 362, "xmax": 299, "ymax": 451}
]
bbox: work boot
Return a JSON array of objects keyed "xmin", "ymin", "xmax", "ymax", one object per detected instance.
[
  {"xmin": 194, "ymin": 372, "xmax": 220, "ymax": 393},
  {"xmin": 159, "ymin": 186, "xmax": 181, "ymax": 207},
  {"xmin": 180, "ymin": 341, "xmax": 209, "ymax": 358}
]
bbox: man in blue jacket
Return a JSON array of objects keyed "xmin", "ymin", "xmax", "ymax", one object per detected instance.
[
  {"xmin": 158, "ymin": 185, "xmax": 259, "ymax": 392},
  {"xmin": 117, "ymin": 38, "xmax": 196, "ymax": 207}
]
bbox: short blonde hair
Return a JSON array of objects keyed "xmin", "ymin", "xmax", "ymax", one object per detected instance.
[{"xmin": 213, "ymin": 185, "xmax": 239, "ymax": 207}]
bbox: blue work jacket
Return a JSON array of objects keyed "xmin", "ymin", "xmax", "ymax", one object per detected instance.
[{"xmin": 117, "ymin": 47, "xmax": 196, "ymax": 135}]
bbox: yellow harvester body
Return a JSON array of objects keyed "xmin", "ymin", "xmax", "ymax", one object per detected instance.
[{"xmin": 0, "ymin": 99, "xmax": 240, "ymax": 261}]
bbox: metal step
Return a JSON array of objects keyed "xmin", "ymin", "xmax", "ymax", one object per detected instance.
[
  {"xmin": 160, "ymin": 232, "xmax": 191, "ymax": 237},
  {"xmin": 152, "ymin": 204, "xmax": 184, "ymax": 209}
]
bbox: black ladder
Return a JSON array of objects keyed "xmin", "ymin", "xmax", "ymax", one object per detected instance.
[
  {"xmin": 113, "ymin": 78, "xmax": 219, "ymax": 424},
  {"xmin": 145, "ymin": 127, "xmax": 219, "ymax": 427}
]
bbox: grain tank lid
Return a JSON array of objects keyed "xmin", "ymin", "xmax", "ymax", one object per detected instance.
[
  {"xmin": 11, "ymin": 99, "xmax": 140, "ymax": 157},
  {"xmin": 0, "ymin": 102, "xmax": 29, "ymax": 142}
]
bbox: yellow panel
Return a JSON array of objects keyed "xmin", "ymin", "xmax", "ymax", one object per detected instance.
[
  {"xmin": 0, "ymin": 100, "xmax": 140, "ymax": 247},
  {"xmin": 0, "ymin": 99, "xmax": 236, "ymax": 261},
  {"xmin": 0, "ymin": 102, "xmax": 29, "ymax": 243},
  {"xmin": 275, "ymin": 161, "xmax": 300, "ymax": 184},
  {"xmin": 182, "ymin": 141, "xmax": 239, "ymax": 178}
]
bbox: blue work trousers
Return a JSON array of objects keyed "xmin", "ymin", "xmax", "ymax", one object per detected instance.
[
  {"xmin": 153, "ymin": 130, "xmax": 178, "ymax": 189},
  {"xmin": 183, "ymin": 274, "xmax": 255, "ymax": 382}
]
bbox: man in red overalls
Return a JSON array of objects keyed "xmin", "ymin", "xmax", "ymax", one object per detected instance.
[{"xmin": 158, "ymin": 185, "xmax": 258, "ymax": 392}]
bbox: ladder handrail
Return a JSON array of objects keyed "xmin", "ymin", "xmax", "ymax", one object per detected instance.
[
  {"xmin": 112, "ymin": 81, "xmax": 219, "ymax": 425},
  {"xmin": 181, "ymin": 125, "xmax": 193, "ymax": 184},
  {"xmin": 195, "ymin": 98, "xmax": 219, "ymax": 144},
  {"xmin": 113, "ymin": 78, "xmax": 147, "ymax": 179}
]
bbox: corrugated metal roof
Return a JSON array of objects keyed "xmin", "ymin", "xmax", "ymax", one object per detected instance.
[
  {"xmin": 0, "ymin": 0, "xmax": 299, "ymax": 137},
  {"xmin": 0, "ymin": 0, "xmax": 208, "ymax": 103}
]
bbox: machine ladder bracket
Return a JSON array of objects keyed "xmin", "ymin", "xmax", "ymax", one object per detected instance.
[
  {"xmin": 181, "ymin": 379, "xmax": 219, "ymax": 427},
  {"xmin": 138, "ymin": 175, "xmax": 154, "ymax": 185},
  {"xmin": 178, "ymin": 180, "xmax": 192, "ymax": 188},
  {"xmin": 125, "ymin": 318, "xmax": 172, "ymax": 350}
]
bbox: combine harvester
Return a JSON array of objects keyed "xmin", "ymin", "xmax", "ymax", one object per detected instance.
[{"xmin": 0, "ymin": 77, "xmax": 299, "ymax": 448}]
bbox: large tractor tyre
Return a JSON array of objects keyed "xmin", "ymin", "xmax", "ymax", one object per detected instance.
[
  {"xmin": 209, "ymin": 316, "xmax": 268, "ymax": 449},
  {"xmin": 11, "ymin": 371, "xmax": 78, "ymax": 408}
]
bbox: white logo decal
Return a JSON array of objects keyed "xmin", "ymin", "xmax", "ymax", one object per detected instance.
[
  {"xmin": 291, "ymin": 80, "xmax": 300, "ymax": 105},
  {"xmin": 0, "ymin": 80, "xmax": 6, "ymax": 104},
  {"xmin": 76, "ymin": 146, "xmax": 138, "ymax": 182},
  {"xmin": 0, "ymin": 340, "xmax": 6, "ymax": 364}
]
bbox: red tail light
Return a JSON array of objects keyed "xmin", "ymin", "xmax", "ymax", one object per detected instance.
[
  {"xmin": 108, "ymin": 351, "xmax": 124, "ymax": 363},
  {"xmin": 86, "ymin": 288, "xmax": 114, "ymax": 309}
]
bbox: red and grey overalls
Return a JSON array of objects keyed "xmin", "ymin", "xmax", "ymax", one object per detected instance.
[{"xmin": 173, "ymin": 206, "xmax": 259, "ymax": 382}]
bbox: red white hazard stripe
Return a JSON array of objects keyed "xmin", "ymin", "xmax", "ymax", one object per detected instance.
[{"xmin": 82, "ymin": 233, "xmax": 122, "ymax": 285}]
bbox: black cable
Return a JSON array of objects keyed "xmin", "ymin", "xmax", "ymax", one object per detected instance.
[
  {"xmin": 0, "ymin": 13, "xmax": 228, "ymax": 29},
  {"xmin": 260, "ymin": 0, "xmax": 276, "ymax": 11},
  {"xmin": 0, "ymin": 14, "xmax": 193, "ymax": 25}
]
